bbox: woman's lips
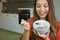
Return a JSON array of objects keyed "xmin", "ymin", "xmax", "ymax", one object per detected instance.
[{"xmin": 40, "ymin": 13, "xmax": 44, "ymax": 16}]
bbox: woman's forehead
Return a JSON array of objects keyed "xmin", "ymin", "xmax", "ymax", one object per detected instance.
[
  {"xmin": 36, "ymin": 0, "xmax": 48, "ymax": 5},
  {"xmin": 36, "ymin": 0, "xmax": 48, "ymax": 3}
]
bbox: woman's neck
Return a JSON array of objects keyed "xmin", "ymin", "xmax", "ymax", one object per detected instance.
[{"xmin": 40, "ymin": 18, "xmax": 46, "ymax": 20}]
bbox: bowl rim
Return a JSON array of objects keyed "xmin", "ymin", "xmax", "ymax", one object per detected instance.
[{"xmin": 33, "ymin": 20, "xmax": 50, "ymax": 30}]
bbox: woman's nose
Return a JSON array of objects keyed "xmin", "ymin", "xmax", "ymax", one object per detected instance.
[{"xmin": 40, "ymin": 7, "xmax": 45, "ymax": 12}]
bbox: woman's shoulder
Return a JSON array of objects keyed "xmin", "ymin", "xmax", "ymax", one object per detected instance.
[
  {"xmin": 57, "ymin": 22, "xmax": 60, "ymax": 27},
  {"xmin": 27, "ymin": 18, "xmax": 34, "ymax": 22},
  {"xmin": 56, "ymin": 22, "xmax": 60, "ymax": 40},
  {"xmin": 57, "ymin": 22, "xmax": 60, "ymax": 31},
  {"xmin": 26, "ymin": 18, "xmax": 34, "ymax": 26}
]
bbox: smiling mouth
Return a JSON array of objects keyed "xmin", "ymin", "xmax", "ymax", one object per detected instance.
[
  {"xmin": 39, "ymin": 13, "xmax": 45, "ymax": 16},
  {"xmin": 40, "ymin": 14, "xmax": 44, "ymax": 16},
  {"xmin": 39, "ymin": 12, "xmax": 46, "ymax": 16}
]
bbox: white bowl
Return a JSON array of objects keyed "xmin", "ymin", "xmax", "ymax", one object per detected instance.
[{"xmin": 33, "ymin": 20, "xmax": 50, "ymax": 34}]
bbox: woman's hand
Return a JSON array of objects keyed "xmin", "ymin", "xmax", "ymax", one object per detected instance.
[
  {"xmin": 37, "ymin": 30, "xmax": 50, "ymax": 40},
  {"xmin": 21, "ymin": 19, "xmax": 30, "ymax": 31}
]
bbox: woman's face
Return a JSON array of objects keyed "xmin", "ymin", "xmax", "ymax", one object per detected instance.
[{"xmin": 36, "ymin": 0, "xmax": 49, "ymax": 19}]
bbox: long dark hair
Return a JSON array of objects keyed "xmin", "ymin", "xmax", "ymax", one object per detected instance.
[{"xmin": 30, "ymin": 0, "xmax": 57, "ymax": 40}]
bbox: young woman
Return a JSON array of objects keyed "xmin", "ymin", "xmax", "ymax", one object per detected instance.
[{"xmin": 20, "ymin": 0, "xmax": 60, "ymax": 40}]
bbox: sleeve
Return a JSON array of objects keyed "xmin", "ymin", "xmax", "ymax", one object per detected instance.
[
  {"xmin": 27, "ymin": 18, "xmax": 34, "ymax": 27},
  {"xmin": 56, "ymin": 22, "xmax": 60, "ymax": 40}
]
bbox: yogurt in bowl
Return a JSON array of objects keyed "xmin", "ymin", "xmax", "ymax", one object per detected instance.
[{"xmin": 33, "ymin": 20, "xmax": 50, "ymax": 34}]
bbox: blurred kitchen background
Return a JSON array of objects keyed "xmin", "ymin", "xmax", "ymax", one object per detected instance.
[{"xmin": 0, "ymin": 0, "xmax": 60, "ymax": 40}]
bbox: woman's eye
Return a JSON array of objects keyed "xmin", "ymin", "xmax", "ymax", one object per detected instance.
[
  {"xmin": 44, "ymin": 5, "xmax": 48, "ymax": 7},
  {"xmin": 36, "ymin": 6, "xmax": 41, "ymax": 8}
]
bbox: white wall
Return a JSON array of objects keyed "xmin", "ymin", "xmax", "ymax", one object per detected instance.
[{"xmin": 53, "ymin": 0, "xmax": 60, "ymax": 21}]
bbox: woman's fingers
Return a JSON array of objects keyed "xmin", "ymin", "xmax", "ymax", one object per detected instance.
[
  {"xmin": 24, "ymin": 22, "xmax": 30, "ymax": 31},
  {"xmin": 21, "ymin": 19, "xmax": 30, "ymax": 31},
  {"xmin": 47, "ymin": 30, "xmax": 50, "ymax": 36},
  {"xmin": 37, "ymin": 30, "xmax": 50, "ymax": 39},
  {"xmin": 37, "ymin": 32, "xmax": 46, "ymax": 38},
  {"xmin": 21, "ymin": 19, "xmax": 26, "ymax": 25},
  {"xmin": 46, "ymin": 30, "xmax": 50, "ymax": 40}
]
